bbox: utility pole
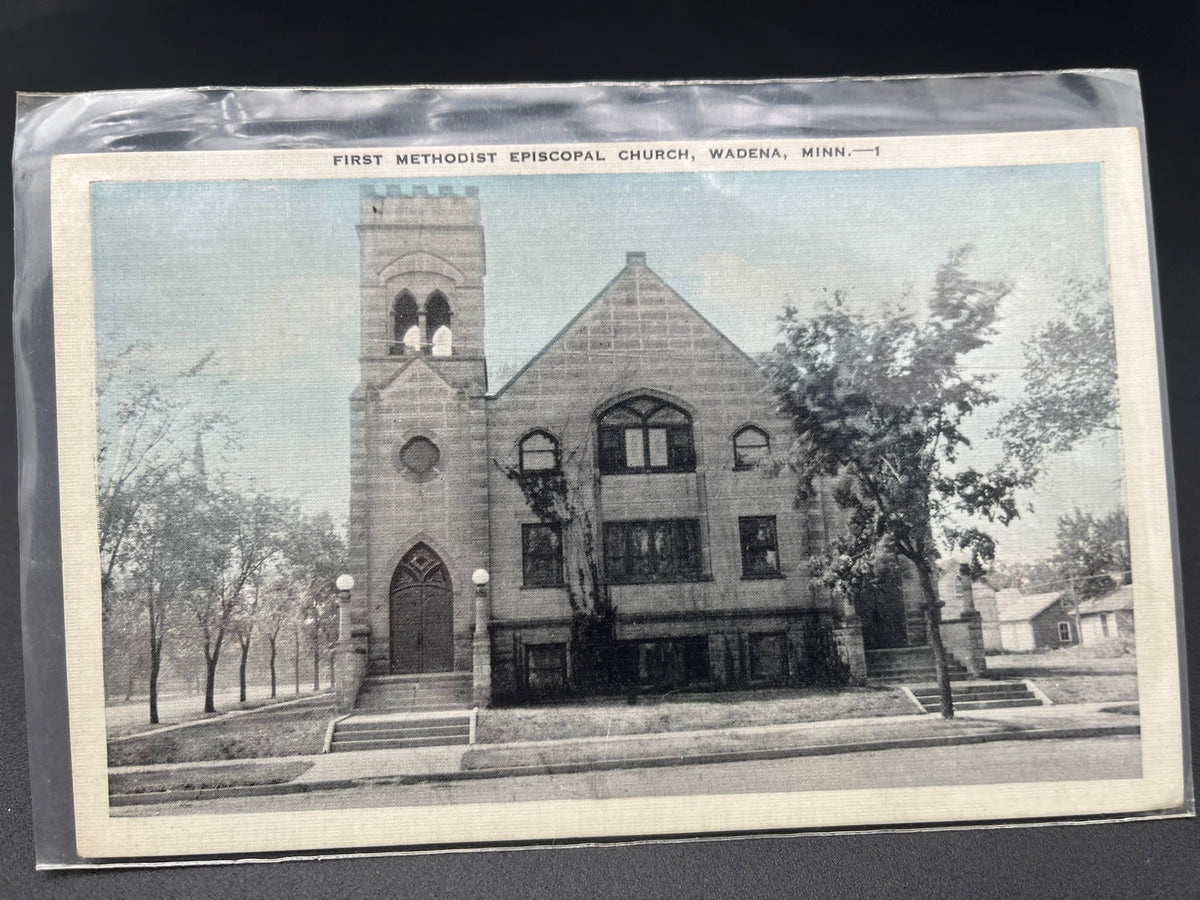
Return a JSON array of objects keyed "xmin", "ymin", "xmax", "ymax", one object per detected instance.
[{"xmin": 1070, "ymin": 573, "xmax": 1083, "ymax": 646}]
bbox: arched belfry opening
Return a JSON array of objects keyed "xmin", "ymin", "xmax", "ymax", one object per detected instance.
[
  {"xmin": 388, "ymin": 543, "xmax": 454, "ymax": 673},
  {"xmin": 392, "ymin": 291, "xmax": 420, "ymax": 355},
  {"xmin": 426, "ymin": 291, "xmax": 453, "ymax": 356}
]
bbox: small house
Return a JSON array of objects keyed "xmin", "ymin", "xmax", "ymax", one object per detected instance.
[
  {"xmin": 993, "ymin": 589, "xmax": 1077, "ymax": 652},
  {"xmin": 1077, "ymin": 585, "xmax": 1135, "ymax": 645}
]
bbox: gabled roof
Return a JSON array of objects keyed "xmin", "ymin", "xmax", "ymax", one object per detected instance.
[
  {"xmin": 378, "ymin": 353, "xmax": 459, "ymax": 395},
  {"xmin": 490, "ymin": 252, "xmax": 764, "ymax": 398},
  {"xmin": 1077, "ymin": 585, "xmax": 1135, "ymax": 616},
  {"xmin": 994, "ymin": 589, "xmax": 1065, "ymax": 623}
]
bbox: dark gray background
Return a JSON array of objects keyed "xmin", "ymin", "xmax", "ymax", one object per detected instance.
[{"xmin": 3, "ymin": 0, "xmax": 1198, "ymax": 895}]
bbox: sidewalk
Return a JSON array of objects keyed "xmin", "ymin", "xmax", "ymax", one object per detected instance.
[{"xmin": 108, "ymin": 701, "xmax": 1139, "ymax": 806}]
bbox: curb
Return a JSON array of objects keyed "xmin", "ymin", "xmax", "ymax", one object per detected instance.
[{"xmin": 108, "ymin": 722, "xmax": 1139, "ymax": 807}]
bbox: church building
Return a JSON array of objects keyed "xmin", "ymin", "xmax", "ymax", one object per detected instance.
[{"xmin": 340, "ymin": 185, "xmax": 978, "ymax": 707}]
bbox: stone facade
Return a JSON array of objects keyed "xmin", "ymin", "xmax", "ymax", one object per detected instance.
[
  {"xmin": 346, "ymin": 186, "xmax": 972, "ymax": 705},
  {"xmin": 348, "ymin": 187, "xmax": 489, "ymax": 677}
]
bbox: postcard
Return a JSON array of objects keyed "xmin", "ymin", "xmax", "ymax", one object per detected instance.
[{"xmin": 46, "ymin": 126, "xmax": 1187, "ymax": 859}]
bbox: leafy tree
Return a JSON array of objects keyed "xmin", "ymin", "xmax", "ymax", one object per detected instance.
[
  {"xmin": 995, "ymin": 279, "xmax": 1118, "ymax": 486},
  {"xmin": 763, "ymin": 248, "xmax": 1017, "ymax": 718},
  {"xmin": 992, "ymin": 507, "xmax": 1130, "ymax": 600},
  {"xmin": 282, "ymin": 513, "xmax": 347, "ymax": 692},
  {"xmin": 229, "ymin": 496, "xmax": 299, "ymax": 703},
  {"xmin": 252, "ymin": 572, "xmax": 300, "ymax": 699},
  {"xmin": 1050, "ymin": 507, "xmax": 1131, "ymax": 599},
  {"xmin": 184, "ymin": 486, "xmax": 291, "ymax": 713},
  {"xmin": 121, "ymin": 475, "xmax": 206, "ymax": 722},
  {"xmin": 96, "ymin": 346, "xmax": 225, "ymax": 722},
  {"xmin": 96, "ymin": 346, "xmax": 226, "ymax": 599}
]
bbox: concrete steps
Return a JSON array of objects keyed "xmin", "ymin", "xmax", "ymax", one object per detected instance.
[
  {"xmin": 866, "ymin": 646, "xmax": 968, "ymax": 683},
  {"xmin": 908, "ymin": 680, "xmax": 1043, "ymax": 713},
  {"xmin": 330, "ymin": 712, "xmax": 472, "ymax": 752},
  {"xmin": 329, "ymin": 672, "xmax": 474, "ymax": 752},
  {"xmin": 353, "ymin": 672, "xmax": 472, "ymax": 713}
]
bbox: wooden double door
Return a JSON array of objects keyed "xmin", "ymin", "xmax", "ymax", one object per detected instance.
[{"xmin": 389, "ymin": 543, "xmax": 454, "ymax": 673}]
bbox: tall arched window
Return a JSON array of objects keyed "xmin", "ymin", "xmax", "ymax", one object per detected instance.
[
  {"xmin": 733, "ymin": 426, "xmax": 770, "ymax": 470},
  {"xmin": 393, "ymin": 291, "xmax": 420, "ymax": 354},
  {"xmin": 426, "ymin": 291, "xmax": 452, "ymax": 352},
  {"xmin": 519, "ymin": 430, "xmax": 560, "ymax": 472},
  {"xmin": 598, "ymin": 396, "xmax": 695, "ymax": 474}
]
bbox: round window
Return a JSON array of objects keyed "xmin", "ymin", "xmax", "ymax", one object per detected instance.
[{"xmin": 399, "ymin": 436, "xmax": 440, "ymax": 475}]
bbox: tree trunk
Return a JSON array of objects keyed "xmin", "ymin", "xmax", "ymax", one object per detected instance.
[
  {"xmin": 149, "ymin": 640, "xmax": 161, "ymax": 724},
  {"xmin": 294, "ymin": 627, "xmax": 300, "ymax": 695},
  {"xmin": 913, "ymin": 560, "xmax": 954, "ymax": 719},
  {"xmin": 239, "ymin": 638, "xmax": 250, "ymax": 703},
  {"xmin": 312, "ymin": 625, "xmax": 320, "ymax": 691},
  {"xmin": 147, "ymin": 601, "xmax": 160, "ymax": 724},
  {"xmin": 268, "ymin": 634, "xmax": 278, "ymax": 699},
  {"xmin": 203, "ymin": 634, "xmax": 223, "ymax": 714}
]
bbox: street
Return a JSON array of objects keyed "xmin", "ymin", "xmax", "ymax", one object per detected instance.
[{"xmin": 116, "ymin": 735, "xmax": 1140, "ymax": 817}]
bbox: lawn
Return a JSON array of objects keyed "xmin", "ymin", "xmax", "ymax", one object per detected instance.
[
  {"xmin": 108, "ymin": 760, "xmax": 314, "ymax": 796},
  {"xmin": 476, "ymin": 685, "xmax": 914, "ymax": 745},
  {"xmin": 986, "ymin": 644, "xmax": 1138, "ymax": 705},
  {"xmin": 464, "ymin": 714, "xmax": 991, "ymax": 771},
  {"xmin": 108, "ymin": 697, "xmax": 334, "ymax": 766},
  {"xmin": 106, "ymin": 687, "xmax": 331, "ymax": 739}
]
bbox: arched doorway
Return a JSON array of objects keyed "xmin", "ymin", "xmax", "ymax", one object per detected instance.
[{"xmin": 389, "ymin": 543, "xmax": 454, "ymax": 673}]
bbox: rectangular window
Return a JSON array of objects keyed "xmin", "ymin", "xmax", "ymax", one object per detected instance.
[
  {"xmin": 1057, "ymin": 621, "xmax": 1071, "ymax": 642},
  {"xmin": 525, "ymin": 643, "xmax": 567, "ymax": 691},
  {"xmin": 647, "ymin": 428, "xmax": 668, "ymax": 467},
  {"xmin": 522, "ymin": 523, "xmax": 564, "ymax": 587},
  {"xmin": 749, "ymin": 632, "xmax": 788, "ymax": 681},
  {"xmin": 614, "ymin": 637, "xmax": 711, "ymax": 686},
  {"xmin": 624, "ymin": 428, "xmax": 645, "ymax": 468},
  {"xmin": 597, "ymin": 422, "xmax": 695, "ymax": 473},
  {"xmin": 603, "ymin": 519, "xmax": 703, "ymax": 583},
  {"xmin": 739, "ymin": 516, "xmax": 780, "ymax": 577},
  {"xmin": 598, "ymin": 426, "xmax": 625, "ymax": 472},
  {"xmin": 1100, "ymin": 614, "xmax": 1110, "ymax": 637},
  {"xmin": 666, "ymin": 426, "xmax": 695, "ymax": 470}
]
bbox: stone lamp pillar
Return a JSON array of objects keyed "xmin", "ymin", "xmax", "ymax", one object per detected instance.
[
  {"xmin": 472, "ymin": 568, "xmax": 492, "ymax": 708},
  {"xmin": 333, "ymin": 573, "xmax": 368, "ymax": 712}
]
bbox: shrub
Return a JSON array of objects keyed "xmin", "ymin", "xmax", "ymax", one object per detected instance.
[{"xmin": 794, "ymin": 620, "xmax": 853, "ymax": 688}]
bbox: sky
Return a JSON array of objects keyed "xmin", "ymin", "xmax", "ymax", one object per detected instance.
[{"xmin": 92, "ymin": 164, "xmax": 1124, "ymax": 564}]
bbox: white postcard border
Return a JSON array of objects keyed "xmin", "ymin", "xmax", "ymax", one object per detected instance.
[{"xmin": 49, "ymin": 128, "xmax": 1186, "ymax": 859}]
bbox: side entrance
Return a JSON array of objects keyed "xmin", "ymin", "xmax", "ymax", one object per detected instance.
[{"xmin": 388, "ymin": 543, "xmax": 454, "ymax": 673}]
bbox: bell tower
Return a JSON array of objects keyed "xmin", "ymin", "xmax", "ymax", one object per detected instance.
[
  {"xmin": 348, "ymin": 185, "xmax": 491, "ymax": 681},
  {"xmin": 357, "ymin": 184, "xmax": 487, "ymax": 391}
]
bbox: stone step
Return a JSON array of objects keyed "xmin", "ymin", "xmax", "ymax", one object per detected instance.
[
  {"xmin": 354, "ymin": 699, "xmax": 470, "ymax": 712},
  {"xmin": 869, "ymin": 669, "xmax": 968, "ymax": 681},
  {"xmin": 334, "ymin": 724, "xmax": 469, "ymax": 741},
  {"xmin": 363, "ymin": 673, "xmax": 471, "ymax": 685},
  {"xmin": 864, "ymin": 662, "xmax": 964, "ymax": 672},
  {"xmin": 917, "ymin": 692, "xmax": 1036, "ymax": 707},
  {"xmin": 337, "ymin": 717, "xmax": 470, "ymax": 734},
  {"xmin": 912, "ymin": 686, "xmax": 1027, "ymax": 700},
  {"xmin": 330, "ymin": 734, "xmax": 469, "ymax": 752},
  {"xmin": 357, "ymin": 693, "xmax": 470, "ymax": 706},
  {"xmin": 360, "ymin": 679, "xmax": 470, "ymax": 689},
  {"xmin": 914, "ymin": 688, "xmax": 1032, "ymax": 701},
  {"xmin": 923, "ymin": 697, "xmax": 1042, "ymax": 711},
  {"xmin": 359, "ymin": 683, "xmax": 470, "ymax": 694}
]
